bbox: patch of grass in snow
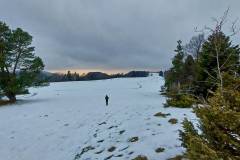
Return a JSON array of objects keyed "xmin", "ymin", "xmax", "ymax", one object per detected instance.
[
  {"xmin": 0, "ymin": 100, "xmax": 14, "ymax": 106},
  {"xmin": 104, "ymin": 154, "xmax": 113, "ymax": 160},
  {"xmin": 95, "ymin": 149, "xmax": 104, "ymax": 154},
  {"xmin": 74, "ymin": 146, "xmax": 95, "ymax": 160},
  {"xmin": 108, "ymin": 125, "xmax": 118, "ymax": 129},
  {"xmin": 168, "ymin": 118, "xmax": 178, "ymax": 124},
  {"xmin": 107, "ymin": 146, "xmax": 116, "ymax": 152},
  {"xmin": 118, "ymin": 146, "xmax": 129, "ymax": 151},
  {"xmin": 114, "ymin": 154, "xmax": 123, "ymax": 157},
  {"xmin": 119, "ymin": 130, "xmax": 125, "ymax": 135},
  {"xmin": 167, "ymin": 155, "xmax": 185, "ymax": 160},
  {"xmin": 132, "ymin": 155, "xmax": 148, "ymax": 160},
  {"xmin": 128, "ymin": 136, "xmax": 139, "ymax": 142},
  {"xmin": 98, "ymin": 121, "xmax": 107, "ymax": 125},
  {"xmin": 64, "ymin": 123, "xmax": 69, "ymax": 126},
  {"xmin": 93, "ymin": 133, "xmax": 97, "ymax": 137},
  {"xmin": 128, "ymin": 151, "xmax": 134, "ymax": 155},
  {"xmin": 154, "ymin": 112, "xmax": 171, "ymax": 118},
  {"xmin": 155, "ymin": 147, "xmax": 165, "ymax": 153},
  {"xmin": 97, "ymin": 139, "xmax": 104, "ymax": 143}
]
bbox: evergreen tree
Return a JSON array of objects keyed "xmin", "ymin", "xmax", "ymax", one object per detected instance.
[
  {"xmin": 73, "ymin": 72, "xmax": 80, "ymax": 81},
  {"xmin": 172, "ymin": 40, "xmax": 185, "ymax": 81},
  {"xmin": 66, "ymin": 70, "xmax": 72, "ymax": 81},
  {"xmin": 165, "ymin": 40, "xmax": 185, "ymax": 91},
  {"xmin": 0, "ymin": 22, "xmax": 44, "ymax": 102},
  {"xmin": 173, "ymin": 11, "xmax": 240, "ymax": 159},
  {"xmin": 182, "ymin": 55, "xmax": 196, "ymax": 85},
  {"xmin": 196, "ymin": 32, "xmax": 240, "ymax": 97},
  {"xmin": 0, "ymin": 22, "xmax": 10, "ymax": 64},
  {"xmin": 180, "ymin": 73, "xmax": 240, "ymax": 160},
  {"xmin": 159, "ymin": 71, "xmax": 164, "ymax": 77},
  {"xmin": 164, "ymin": 41, "xmax": 196, "ymax": 107},
  {"xmin": 180, "ymin": 18, "xmax": 240, "ymax": 159}
]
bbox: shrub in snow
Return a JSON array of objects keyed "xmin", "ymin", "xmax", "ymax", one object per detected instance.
[
  {"xmin": 168, "ymin": 118, "xmax": 178, "ymax": 124},
  {"xmin": 132, "ymin": 155, "xmax": 148, "ymax": 160},
  {"xmin": 154, "ymin": 112, "xmax": 171, "ymax": 118}
]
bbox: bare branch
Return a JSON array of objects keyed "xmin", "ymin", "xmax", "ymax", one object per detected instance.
[
  {"xmin": 229, "ymin": 18, "xmax": 240, "ymax": 36},
  {"xmin": 203, "ymin": 69, "xmax": 218, "ymax": 81},
  {"xmin": 194, "ymin": 27, "xmax": 206, "ymax": 34}
]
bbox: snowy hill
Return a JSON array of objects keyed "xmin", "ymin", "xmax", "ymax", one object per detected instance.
[{"xmin": 0, "ymin": 74, "xmax": 196, "ymax": 160}]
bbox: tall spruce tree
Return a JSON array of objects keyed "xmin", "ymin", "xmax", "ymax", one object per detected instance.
[
  {"xmin": 0, "ymin": 22, "xmax": 44, "ymax": 102},
  {"xmin": 172, "ymin": 40, "xmax": 185, "ymax": 80},
  {"xmin": 164, "ymin": 40, "xmax": 198, "ymax": 107},
  {"xmin": 165, "ymin": 40, "xmax": 185, "ymax": 91},
  {"xmin": 196, "ymin": 31, "xmax": 240, "ymax": 97},
  {"xmin": 66, "ymin": 70, "xmax": 72, "ymax": 81}
]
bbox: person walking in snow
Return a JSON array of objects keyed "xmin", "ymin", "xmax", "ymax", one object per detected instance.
[{"xmin": 105, "ymin": 95, "xmax": 109, "ymax": 106}]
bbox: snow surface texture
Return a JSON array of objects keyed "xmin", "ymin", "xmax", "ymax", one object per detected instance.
[{"xmin": 0, "ymin": 73, "xmax": 196, "ymax": 160}]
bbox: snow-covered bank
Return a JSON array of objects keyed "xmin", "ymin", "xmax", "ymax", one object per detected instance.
[{"xmin": 0, "ymin": 74, "xmax": 196, "ymax": 160}]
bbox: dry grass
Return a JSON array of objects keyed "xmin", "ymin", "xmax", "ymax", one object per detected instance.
[
  {"xmin": 128, "ymin": 136, "xmax": 139, "ymax": 142},
  {"xmin": 0, "ymin": 100, "xmax": 14, "ymax": 106},
  {"xmin": 168, "ymin": 118, "xmax": 178, "ymax": 124},
  {"xmin": 154, "ymin": 112, "xmax": 171, "ymax": 118},
  {"xmin": 167, "ymin": 155, "xmax": 185, "ymax": 160},
  {"xmin": 107, "ymin": 146, "xmax": 116, "ymax": 152},
  {"xmin": 155, "ymin": 147, "xmax": 165, "ymax": 153},
  {"xmin": 132, "ymin": 155, "xmax": 148, "ymax": 160}
]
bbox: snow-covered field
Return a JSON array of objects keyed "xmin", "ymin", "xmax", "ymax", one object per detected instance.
[{"xmin": 0, "ymin": 74, "xmax": 196, "ymax": 160}]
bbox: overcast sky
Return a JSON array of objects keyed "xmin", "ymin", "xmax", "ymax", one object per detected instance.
[{"xmin": 0, "ymin": 0, "xmax": 240, "ymax": 73}]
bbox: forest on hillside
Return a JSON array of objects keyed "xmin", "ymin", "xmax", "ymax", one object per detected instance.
[{"xmin": 40, "ymin": 70, "xmax": 155, "ymax": 82}]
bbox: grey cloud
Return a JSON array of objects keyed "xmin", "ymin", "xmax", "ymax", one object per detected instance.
[{"xmin": 0, "ymin": 0, "xmax": 240, "ymax": 71}]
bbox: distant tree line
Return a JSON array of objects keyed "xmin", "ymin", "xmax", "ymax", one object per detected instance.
[{"xmin": 41, "ymin": 70, "xmax": 153, "ymax": 82}]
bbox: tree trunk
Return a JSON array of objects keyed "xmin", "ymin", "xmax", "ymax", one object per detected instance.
[{"xmin": 6, "ymin": 93, "xmax": 17, "ymax": 102}]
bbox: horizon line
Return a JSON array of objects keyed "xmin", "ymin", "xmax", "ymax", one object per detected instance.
[{"xmin": 46, "ymin": 69, "xmax": 163, "ymax": 75}]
